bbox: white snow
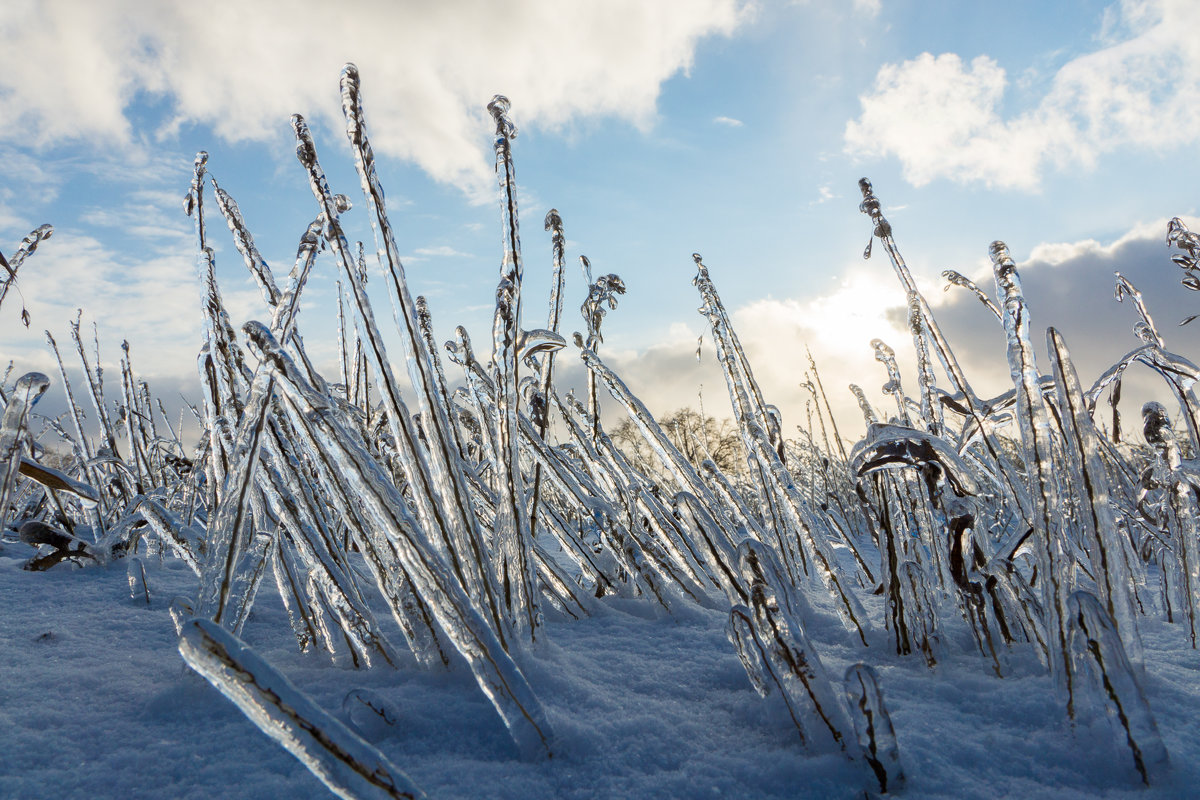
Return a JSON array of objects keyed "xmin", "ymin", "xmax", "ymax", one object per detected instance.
[{"xmin": 3, "ymin": 540, "xmax": 1199, "ymax": 799}]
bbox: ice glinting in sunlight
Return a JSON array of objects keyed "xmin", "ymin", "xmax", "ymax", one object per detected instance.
[{"xmin": 7, "ymin": 60, "xmax": 1200, "ymax": 796}]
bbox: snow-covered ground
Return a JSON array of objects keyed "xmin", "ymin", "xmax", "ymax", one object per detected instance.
[{"xmin": 2, "ymin": 541, "xmax": 1198, "ymax": 799}]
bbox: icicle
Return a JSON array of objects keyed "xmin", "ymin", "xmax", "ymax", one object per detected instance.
[{"xmin": 179, "ymin": 618, "xmax": 427, "ymax": 799}]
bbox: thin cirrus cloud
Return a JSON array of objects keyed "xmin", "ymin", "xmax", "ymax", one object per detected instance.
[
  {"xmin": 843, "ymin": 0, "xmax": 1200, "ymax": 190},
  {"xmin": 0, "ymin": 0, "xmax": 748, "ymax": 198}
]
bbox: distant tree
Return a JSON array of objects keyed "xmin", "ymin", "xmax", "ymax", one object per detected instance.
[{"xmin": 610, "ymin": 407, "xmax": 744, "ymax": 481}]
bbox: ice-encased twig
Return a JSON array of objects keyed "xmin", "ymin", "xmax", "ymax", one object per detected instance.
[
  {"xmin": 741, "ymin": 582, "xmax": 852, "ymax": 750},
  {"xmin": 0, "ymin": 372, "xmax": 50, "ymax": 531},
  {"xmin": 212, "ymin": 178, "xmax": 282, "ymax": 307},
  {"xmin": 861, "ymin": 180, "xmax": 1029, "ymax": 515},
  {"xmin": 196, "ymin": 351, "xmax": 277, "ymax": 627},
  {"xmin": 483, "ymin": 93, "xmax": 541, "ymax": 642},
  {"xmin": 340, "ymin": 65, "xmax": 505, "ymax": 644},
  {"xmin": 942, "ymin": 269, "xmax": 1002, "ymax": 322},
  {"xmin": 673, "ymin": 491, "xmax": 747, "ymax": 606},
  {"xmin": 179, "ymin": 618, "xmax": 427, "ymax": 799},
  {"xmin": 1067, "ymin": 591, "xmax": 1167, "ymax": 785},
  {"xmin": 44, "ymin": 330, "xmax": 107, "ymax": 531},
  {"xmin": 272, "ymin": 536, "xmax": 322, "ymax": 654},
  {"xmin": 256, "ymin": 440, "xmax": 399, "ymax": 668},
  {"xmin": 246, "ymin": 323, "xmax": 554, "ymax": 758},
  {"xmin": 578, "ymin": 346, "xmax": 734, "ymax": 531},
  {"xmin": 692, "ymin": 254, "xmax": 781, "ymax": 458},
  {"xmin": 136, "ymin": 497, "xmax": 203, "ymax": 573},
  {"xmin": 1142, "ymin": 401, "xmax": 1200, "ymax": 647},
  {"xmin": 741, "ymin": 416, "xmax": 870, "ymax": 643},
  {"xmin": 527, "ymin": 209, "xmax": 569, "ymax": 540},
  {"xmin": 68, "ymin": 314, "xmax": 121, "ymax": 470},
  {"xmin": 991, "ymin": 240, "xmax": 1073, "ymax": 702},
  {"xmin": 1048, "ymin": 328, "xmax": 1143, "ymax": 665},
  {"xmin": 844, "ymin": 663, "xmax": 904, "ymax": 794},
  {"xmin": 0, "ymin": 223, "xmax": 53, "ymax": 314}
]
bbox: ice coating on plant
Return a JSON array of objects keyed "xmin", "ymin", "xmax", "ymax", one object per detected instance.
[
  {"xmin": 991, "ymin": 239, "xmax": 1073, "ymax": 701},
  {"xmin": 0, "ymin": 223, "xmax": 53, "ymax": 325},
  {"xmin": 1048, "ymin": 328, "xmax": 1143, "ymax": 664},
  {"xmin": 1067, "ymin": 591, "xmax": 1167, "ymax": 785},
  {"xmin": 339, "ymin": 64, "xmax": 504, "ymax": 644},
  {"xmin": 942, "ymin": 269, "xmax": 1001, "ymax": 321},
  {"xmin": 179, "ymin": 618, "xmax": 427, "ymax": 799},
  {"xmin": 844, "ymin": 663, "xmax": 903, "ymax": 794},
  {"xmin": 1142, "ymin": 400, "xmax": 1200, "ymax": 647},
  {"xmin": 746, "ymin": 581, "xmax": 852, "ymax": 751},
  {"xmin": 0, "ymin": 372, "xmax": 50, "ymax": 531},
  {"xmin": 246, "ymin": 322, "xmax": 554, "ymax": 759}
]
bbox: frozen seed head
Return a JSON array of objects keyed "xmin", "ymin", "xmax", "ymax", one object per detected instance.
[
  {"xmin": 12, "ymin": 372, "xmax": 50, "ymax": 403},
  {"xmin": 291, "ymin": 115, "xmax": 316, "ymax": 168},
  {"xmin": 988, "ymin": 240, "xmax": 1012, "ymax": 265},
  {"xmin": 340, "ymin": 63, "xmax": 364, "ymax": 142},
  {"xmin": 488, "ymin": 95, "xmax": 516, "ymax": 139},
  {"xmin": 544, "ymin": 208, "xmax": 562, "ymax": 233},
  {"xmin": 1142, "ymin": 401, "xmax": 1173, "ymax": 444},
  {"xmin": 857, "ymin": 177, "xmax": 890, "ymax": 236}
]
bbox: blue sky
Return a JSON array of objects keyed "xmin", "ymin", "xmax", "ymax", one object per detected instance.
[{"xmin": 1, "ymin": 0, "xmax": 1198, "ymax": 435}]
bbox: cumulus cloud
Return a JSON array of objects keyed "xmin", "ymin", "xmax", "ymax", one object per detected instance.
[
  {"xmin": 844, "ymin": 0, "xmax": 1200, "ymax": 189},
  {"xmin": 928, "ymin": 218, "xmax": 1200, "ymax": 402},
  {"xmin": 0, "ymin": 0, "xmax": 746, "ymax": 197}
]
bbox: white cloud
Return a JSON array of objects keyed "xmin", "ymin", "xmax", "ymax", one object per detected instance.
[
  {"xmin": 0, "ymin": 0, "xmax": 747, "ymax": 198},
  {"xmin": 414, "ymin": 245, "xmax": 471, "ymax": 258},
  {"xmin": 0, "ymin": 231, "xmax": 265, "ymax": 381},
  {"xmin": 844, "ymin": 0, "xmax": 1200, "ymax": 190},
  {"xmin": 713, "ymin": 116, "xmax": 744, "ymax": 127},
  {"xmin": 852, "ymin": 0, "xmax": 881, "ymax": 17}
]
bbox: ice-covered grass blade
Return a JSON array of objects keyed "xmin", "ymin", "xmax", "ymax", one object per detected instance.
[{"xmin": 179, "ymin": 618, "xmax": 427, "ymax": 799}]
